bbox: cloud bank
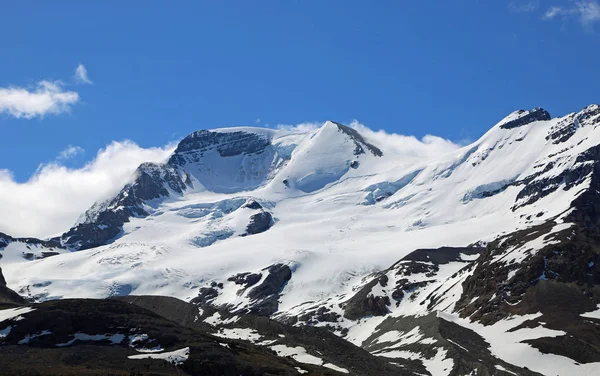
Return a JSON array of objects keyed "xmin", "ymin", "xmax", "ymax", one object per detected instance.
[
  {"xmin": 0, "ymin": 80, "xmax": 80, "ymax": 119},
  {"xmin": 348, "ymin": 120, "xmax": 460, "ymax": 158},
  {"xmin": 0, "ymin": 141, "xmax": 175, "ymax": 238},
  {"xmin": 277, "ymin": 120, "xmax": 460, "ymax": 157}
]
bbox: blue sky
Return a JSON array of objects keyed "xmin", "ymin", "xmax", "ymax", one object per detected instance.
[{"xmin": 1, "ymin": 0, "xmax": 599, "ymax": 183}]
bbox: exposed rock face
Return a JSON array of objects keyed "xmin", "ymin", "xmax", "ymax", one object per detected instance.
[
  {"xmin": 343, "ymin": 274, "xmax": 391, "ymax": 320},
  {"xmin": 61, "ymin": 129, "xmax": 287, "ymax": 250},
  {"xmin": 132, "ymin": 163, "xmax": 190, "ymax": 201},
  {"xmin": 191, "ymin": 264, "xmax": 291, "ymax": 317},
  {"xmin": 511, "ymin": 143, "xmax": 600, "ymax": 211},
  {"xmin": 331, "ymin": 121, "xmax": 383, "ymax": 157},
  {"xmin": 361, "ymin": 313, "xmax": 543, "ymax": 376},
  {"xmin": 190, "ymin": 287, "xmax": 219, "ymax": 305},
  {"xmin": 397, "ymin": 246, "xmax": 483, "ymax": 265},
  {"xmin": 0, "ymin": 231, "xmax": 64, "ymax": 260},
  {"xmin": 342, "ymin": 247, "xmax": 483, "ymax": 320},
  {"xmin": 169, "ymin": 130, "xmax": 270, "ymax": 161},
  {"xmin": 451, "ymin": 160, "xmax": 600, "ymax": 362},
  {"xmin": 247, "ymin": 264, "xmax": 292, "ymax": 316},
  {"xmin": 546, "ymin": 104, "xmax": 600, "ymax": 145},
  {"xmin": 241, "ymin": 199, "xmax": 263, "ymax": 210},
  {"xmin": 0, "ymin": 267, "xmax": 26, "ymax": 307},
  {"xmin": 227, "ymin": 272, "xmax": 263, "ymax": 288},
  {"xmin": 499, "ymin": 108, "xmax": 551, "ymax": 129},
  {"xmin": 62, "ymin": 162, "xmax": 192, "ymax": 250},
  {"xmin": 0, "ymin": 232, "xmax": 62, "ymax": 251},
  {"xmin": 245, "ymin": 212, "xmax": 273, "ymax": 235}
]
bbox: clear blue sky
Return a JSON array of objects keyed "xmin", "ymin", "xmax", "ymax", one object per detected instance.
[{"xmin": 1, "ymin": 1, "xmax": 599, "ymax": 181}]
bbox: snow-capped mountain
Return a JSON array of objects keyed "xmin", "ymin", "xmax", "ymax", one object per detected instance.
[{"xmin": 2, "ymin": 106, "xmax": 600, "ymax": 375}]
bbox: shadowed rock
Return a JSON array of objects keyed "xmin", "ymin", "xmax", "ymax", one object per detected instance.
[{"xmin": 500, "ymin": 108, "xmax": 551, "ymax": 129}]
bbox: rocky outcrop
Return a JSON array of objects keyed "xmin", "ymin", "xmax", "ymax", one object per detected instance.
[
  {"xmin": 247, "ymin": 264, "xmax": 292, "ymax": 316},
  {"xmin": 227, "ymin": 272, "xmax": 262, "ymax": 288},
  {"xmin": 0, "ymin": 267, "xmax": 25, "ymax": 307},
  {"xmin": 453, "ymin": 164, "xmax": 600, "ymax": 362},
  {"xmin": 190, "ymin": 287, "xmax": 219, "ymax": 305},
  {"xmin": 60, "ymin": 129, "xmax": 284, "ymax": 251},
  {"xmin": 341, "ymin": 247, "xmax": 483, "ymax": 320},
  {"xmin": 397, "ymin": 246, "xmax": 483, "ymax": 265},
  {"xmin": 331, "ymin": 121, "xmax": 383, "ymax": 157},
  {"xmin": 245, "ymin": 212, "xmax": 273, "ymax": 235},
  {"xmin": 361, "ymin": 313, "xmax": 543, "ymax": 376},
  {"xmin": 546, "ymin": 104, "xmax": 600, "ymax": 145},
  {"xmin": 0, "ymin": 231, "xmax": 63, "ymax": 260},
  {"xmin": 499, "ymin": 108, "xmax": 551, "ymax": 129},
  {"xmin": 343, "ymin": 274, "xmax": 391, "ymax": 320},
  {"xmin": 168, "ymin": 130, "xmax": 270, "ymax": 162},
  {"xmin": 191, "ymin": 264, "xmax": 291, "ymax": 316}
]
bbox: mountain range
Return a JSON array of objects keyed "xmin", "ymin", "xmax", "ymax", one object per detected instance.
[{"xmin": 1, "ymin": 105, "xmax": 600, "ymax": 375}]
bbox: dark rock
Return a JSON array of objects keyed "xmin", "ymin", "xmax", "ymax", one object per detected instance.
[
  {"xmin": 0, "ymin": 231, "xmax": 62, "ymax": 252},
  {"xmin": 499, "ymin": 108, "xmax": 551, "ymax": 129},
  {"xmin": 330, "ymin": 121, "xmax": 383, "ymax": 157},
  {"xmin": 298, "ymin": 306, "xmax": 341, "ymax": 324},
  {"xmin": 350, "ymin": 160, "xmax": 360, "ymax": 169},
  {"xmin": 227, "ymin": 272, "xmax": 263, "ymax": 288},
  {"xmin": 359, "ymin": 313, "xmax": 543, "ymax": 376},
  {"xmin": 397, "ymin": 246, "xmax": 483, "ymax": 265},
  {"xmin": 247, "ymin": 264, "xmax": 292, "ymax": 316},
  {"xmin": 132, "ymin": 163, "xmax": 188, "ymax": 201},
  {"xmin": 245, "ymin": 211, "xmax": 273, "ymax": 235},
  {"xmin": 512, "ymin": 143, "xmax": 600, "ymax": 211},
  {"xmin": 190, "ymin": 287, "xmax": 219, "ymax": 305},
  {"xmin": 343, "ymin": 274, "xmax": 391, "ymax": 320},
  {"xmin": 0, "ymin": 267, "xmax": 26, "ymax": 307},
  {"xmin": 169, "ymin": 130, "xmax": 269, "ymax": 160},
  {"xmin": 242, "ymin": 199, "xmax": 263, "ymax": 210}
]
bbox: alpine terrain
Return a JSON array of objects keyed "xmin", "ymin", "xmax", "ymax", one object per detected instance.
[{"xmin": 2, "ymin": 106, "xmax": 600, "ymax": 375}]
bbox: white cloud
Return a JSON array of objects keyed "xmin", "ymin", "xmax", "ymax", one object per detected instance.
[
  {"xmin": 348, "ymin": 120, "xmax": 460, "ymax": 158},
  {"xmin": 0, "ymin": 141, "xmax": 176, "ymax": 238},
  {"xmin": 544, "ymin": 6, "xmax": 565, "ymax": 19},
  {"xmin": 74, "ymin": 64, "xmax": 93, "ymax": 85},
  {"xmin": 508, "ymin": 0, "xmax": 539, "ymax": 13},
  {"xmin": 543, "ymin": 1, "xmax": 600, "ymax": 27},
  {"xmin": 0, "ymin": 80, "xmax": 80, "ymax": 119},
  {"xmin": 276, "ymin": 121, "xmax": 321, "ymax": 132},
  {"xmin": 57, "ymin": 145, "xmax": 85, "ymax": 161},
  {"xmin": 278, "ymin": 120, "xmax": 460, "ymax": 157}
]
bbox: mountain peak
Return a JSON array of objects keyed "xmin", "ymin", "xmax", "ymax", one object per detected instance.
[
  {"xmin": 497, "ymin": 107, "xmax": 551, "ymax": 129},
  {"xmin": 324, "ymin": 120, "xmax": 383, "ymax": 157}
]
